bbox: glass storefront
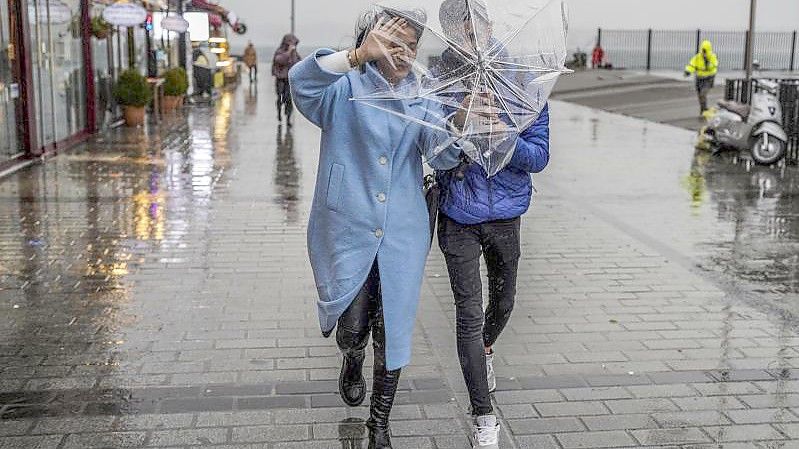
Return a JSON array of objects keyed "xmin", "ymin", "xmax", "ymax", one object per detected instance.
[
  {"xmin": 28, "ymin": 0, "xmax": 86, "ymax": 149},
  {"xmin": 0, "ymin": 0, "xmax": 20, "ymax": 161}
]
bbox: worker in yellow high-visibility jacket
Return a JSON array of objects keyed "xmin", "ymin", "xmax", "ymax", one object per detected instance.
[{"xmin": 684, "ymin": 40, "xmax": 719, "ymax": 114}]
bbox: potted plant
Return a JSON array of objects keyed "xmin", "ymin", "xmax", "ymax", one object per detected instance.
[
  {"xmin": 114, "ymin": 69, "xmax": 152, "ymax": 127},
  {"xmin": 91, "ymin": 16, "xmax": 111, "ymax": 40},
  {"xmin": 162, "ymin": 67, "xmax": 189, "ymax": 112}
]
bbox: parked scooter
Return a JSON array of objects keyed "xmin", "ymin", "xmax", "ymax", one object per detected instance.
[{"xmin": 702, "ymin": 80, "xmax": 788, "ymax": 165}]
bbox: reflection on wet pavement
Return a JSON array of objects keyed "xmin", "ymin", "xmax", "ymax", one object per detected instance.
[
  {"xmin": 2, "ymin": 74, "xmax": 799, "ymax": 447},
  {"xmin": 545, "ymin": 104, "xmax": 799, "ymax": 298}
]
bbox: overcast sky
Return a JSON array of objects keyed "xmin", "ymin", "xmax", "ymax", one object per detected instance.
[{"xmin": 221, "ymin": 0, "xmax": 799, "ymax": 51}]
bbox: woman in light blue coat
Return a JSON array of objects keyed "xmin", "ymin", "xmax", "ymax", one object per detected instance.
[{"xmin": 289, "ymin": 9, "xmax": 460, "ymax": 448}]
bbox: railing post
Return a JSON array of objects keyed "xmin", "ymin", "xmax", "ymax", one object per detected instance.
[
  {"xmin": 597, "ymin": 27, "xmax": 602, "ymax": 46},
  {"xmin": 646, "ymin": 29, "xmax": 653, "ymax": 71},
  {"xmin": 695, "ymin": 29, "xmax": 701, "ymax": 53},
  {"xmin": 744, "ymin": 30, "xmax": 750, "ymax": 72},
  {"xmin": 791, "ymin": 30, "xmax": 797, "ymax": 72}
]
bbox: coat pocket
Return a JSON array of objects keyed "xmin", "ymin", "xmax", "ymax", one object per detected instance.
[{"xmin": 326, "ymin": 163, "xmax": 345, "ymax": 211}]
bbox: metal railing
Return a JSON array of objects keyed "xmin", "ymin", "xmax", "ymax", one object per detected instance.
[
  {"xmin": 725, "ymin": 78, "xmax": 799, "ymax": 163},
  {"xmin": 598, "ymin": 28, "xmax": 798, "ymax": 72}
]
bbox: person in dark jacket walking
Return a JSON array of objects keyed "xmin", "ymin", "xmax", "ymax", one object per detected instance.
[
  {"xmin": 272, "ymin": 34, "xmax": 301, "ymax": 124},
  {"xmin": 436, "ymin": 0, "xmax": 551, "ymax": 447}
]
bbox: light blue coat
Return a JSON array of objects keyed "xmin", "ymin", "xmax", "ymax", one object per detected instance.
[{"xmin": 289, "ymin": 49, "xmax": 461, "ymax": 370}]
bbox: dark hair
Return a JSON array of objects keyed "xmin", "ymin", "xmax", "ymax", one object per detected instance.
[{"xmin": 354, "ymin": 7, "xmax": 427, "ymax": 49}]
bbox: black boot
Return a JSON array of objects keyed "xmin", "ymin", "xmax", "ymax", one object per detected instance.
[
  {"xmin": 366, "ymin": 316, "xmax": 401, "ymax": 449},
  {"xmin": 366, "ymin": 368, "xmax": 400, "ymax": 448},
  {"xmin": 339, "ymin": 349, "xmax": 366, "ymax": 407}
]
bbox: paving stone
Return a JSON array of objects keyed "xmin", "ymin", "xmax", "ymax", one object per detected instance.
[
  {"xmin": 62, "ymin": 432, "xmax": 147, "ymax": 449},
  {"xmin": 726, "ymin": 408, "xmax": 799, "ymax": 424},
  {"xmin": 580, "ymin": 414, "xmax": 658, "ymax": 431},
  {"xmin": 0, "ymin": 435, "xmax": 64, "ymax": 449},
  {"xmin": 605, "ymin": 398, "xmax": 679, "ymax": 414},
  {"xmin": 231, "ymin": 425, "xmax": 309, "ymax": 442},
  {"xmin": 652, "ymin": 410, "xmax": 730, "ymax": 427},
  {"xmin": 535, "ymin": 401, "xmax": 609, "ymax": 417},
  {"xmin": 515, "ymin": 434, "xmax": 561, "ymax": 449},
  {"xmin": 556, "ymin": 430, "xmax": 637, "ymax": 448},
  {"xmin": 507, "ymin": 417, "xmax": 585, "ymax": 434},
  {"xmin": 703, "ymin": 424, "xmax": 786, "ymax": 442},
  {"xmin": 631, "ymin": 428, "xmax": 712, "ymax": 445},
  {"xmin": 493, "ymin": 389, "xmax": 563, "ymax": 404},
  {"xmin": 560, "ymin": 386, "xmax": 633, "ymax": 401},
  {"xmin": 31, "ymin": 416, "xmax": 117, "ymax": 435},
  {"xmin": 148, "ymin": 428, "xmax": 228, "ymax": 446}
]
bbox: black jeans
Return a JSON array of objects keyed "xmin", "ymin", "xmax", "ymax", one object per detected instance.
[
  {"xmin": 336, "ymin": 262, "xmax": 401, "ymax": 410},
  {"xmin": 696, "ymin": 75, "xmax": 715, "ymax": 112},
  {"xmin": 438, "ymin": 213, "xmax": 521, "ymax": 416},
  {"xmin": 275, "ymin": 78, "xmax": 293, "ymax": 119}
]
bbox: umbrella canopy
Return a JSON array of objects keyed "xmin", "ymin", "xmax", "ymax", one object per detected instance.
[{"xmin": 352, "ymin": 0, "xmax": 571, "ymax": 176}]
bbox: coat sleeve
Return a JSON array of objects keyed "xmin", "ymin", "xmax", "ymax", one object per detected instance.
[
  {"xmin": 507, "ymin": 104, "xmax": 550, "ymax": 173},
  {"xmin": 288, "ymin": 49, "xmax": 351, "ymax": 130},
  {"xmin": 416, "ymin": 102, "xmax": 462, "ymax": 171}
]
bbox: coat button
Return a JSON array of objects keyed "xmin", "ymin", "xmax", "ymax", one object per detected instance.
[
  {"xmin": 376, "ymin": 193, "xmax": 386, "ymax": 203},
  {"xmin": 374, "ymin": 228, "xmax": 384, "ymax": 238},
  {"xmin": 378, "ymin": 156, "xmax": 388, "ymax": 165}
]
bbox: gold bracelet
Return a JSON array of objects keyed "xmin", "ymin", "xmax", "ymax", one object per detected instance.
[{"xmin": 347, "ymin": 49, "xmax": 359, "ymax": 68}]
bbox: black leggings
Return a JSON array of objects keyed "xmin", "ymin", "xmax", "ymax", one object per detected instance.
[
  {"xmin": 438, "ymin": 213, "xmax": 521, "ymax": 416},
  {"xmin": 336, "ymin": 262, "xmax": 401, "ymax": 404}
]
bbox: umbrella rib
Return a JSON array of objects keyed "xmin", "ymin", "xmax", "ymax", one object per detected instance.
[
  {"xmin": 419, "ymin": 70, "xmax": 480, "ymax": 98},
  {"xmin": 358, "ymin": 102, "xmax": 453, "ymax": 135},
  {"xmin": 465, "ymin": 0, "xmax": 484, "ymax": 55},
  {"xmin": 351, "ymin": 70, "xmax": 477, "ymax": 103},
  {"xmin": 490, "ymin": 59, "xmax": 564, "ymax": 72},
  {"xmin": 484, "ymin": 65, "xmax": 544, "ymax": 114},
  {"xmin": 462, "ymin": 71, "xmax": 482, "ymax": 133},
  {"xmin": 480, "ymin": 70, "xmax": 521, "ymax": 130},
  {"xmin": 378, "ymin": 3, "xmax": 478, "ymax": 60},
  {"xmin": 485, "ymin": 0, "xmax": 561, "ymax": 57}
]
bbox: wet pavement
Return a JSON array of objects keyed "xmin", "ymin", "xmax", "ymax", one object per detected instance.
[
  {"xmin": 0, "ymin": 67, "xmax": 799, "ymax": 448},
  {"xmin": 552, "ymin": 70, "xmax": 725, "ymax": 131}
]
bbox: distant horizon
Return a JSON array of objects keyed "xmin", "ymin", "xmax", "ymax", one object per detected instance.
[
  {"xmin": 222, "ymin": 0, "xmax": 799, "ymax": 55},
  {"xmin": 231, "ymin": 26, "xmax": 798, "ymax": 55}
]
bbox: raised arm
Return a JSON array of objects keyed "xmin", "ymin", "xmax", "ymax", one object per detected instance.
[{"xmin": 288, "ymin": 49, "xmax": 351, "ymax": 129}]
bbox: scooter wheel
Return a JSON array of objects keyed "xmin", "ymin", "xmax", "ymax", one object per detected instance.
[{"xmin": 750, "ymin": 134, "xmax": 786, "ymax": 165}]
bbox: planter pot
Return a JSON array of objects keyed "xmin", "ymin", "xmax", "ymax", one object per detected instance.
[
  {"xmin": 123, "ymin": 106, "xmax": 146, "ymax": 127},
  {"xmin": 93, "ymin": 28, "xmax": 109, "ymax": 39},
  {"xmin": 162, "ymin": 95, "xmax": 183, "ymax": 112}
]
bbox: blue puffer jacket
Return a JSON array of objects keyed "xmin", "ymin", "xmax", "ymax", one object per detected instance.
[{"xmin": 436, "ymin": 105, "xmax": 550, "ymax": 225}]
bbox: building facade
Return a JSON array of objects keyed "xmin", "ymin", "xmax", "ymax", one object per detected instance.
[{"xmin": 1, "ymin": 0, "xmax": 96, "ymax": 169}]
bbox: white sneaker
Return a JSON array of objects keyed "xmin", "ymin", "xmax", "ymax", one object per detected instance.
[
  {"xmin": 486, "ymin": 351, "xmax": 496, "ymax": 393},
  {"xmin": 472, "ymin": 414, "xmax": 499, "ymax": 448}
]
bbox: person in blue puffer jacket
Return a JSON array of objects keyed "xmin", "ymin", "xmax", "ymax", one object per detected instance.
[{"xmin": 435, "ymin": 1, "xmax": 551, "ymax": 446}]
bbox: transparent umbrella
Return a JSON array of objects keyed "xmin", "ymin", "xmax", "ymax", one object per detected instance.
[{"xmin": 352, "ymin": 0, "xmax": 571, "ymax": 176}]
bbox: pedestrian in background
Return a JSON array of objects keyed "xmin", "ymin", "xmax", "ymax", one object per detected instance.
[
  {"xmin": 591, "ymin": 41, "xmax": 604, "ymax": 68},
  {"xmin": 435, "ymin": 0, "xmax": 551, "ymax": 446},
  {"xmin": 685, "ymin": 40, "xmax": 719, "ymax": 115},
  {"xmin": 243, "ymin": 41, "xmax": 258, "ymax": 82},
  {"xmin": 272, "ymin": 34, "xmax": 301, "ymax": 125},
  {"xmin": 289, "ymin": 9, "xmax": 461, "ymax": 449}
]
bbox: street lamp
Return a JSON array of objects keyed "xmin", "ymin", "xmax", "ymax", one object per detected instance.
[
  {"xmin": 744, "ymin": 0, "xmax": 756, "ymax": 83},
  {"xmin": 291, "ymin": 0, "xmax": 295, "ymax": 35}
]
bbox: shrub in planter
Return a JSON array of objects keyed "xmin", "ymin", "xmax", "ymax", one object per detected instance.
[
  {"xmin": 162, "ymin": 67, "xmax": 189, "ymax": 112},
  {"xmin": 114, "ymin": 69, "xmax": 152, "ymax": 127},
  {"xmin": 92, "ymin": 16, "xmax": 111, "ymax": 39}
]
